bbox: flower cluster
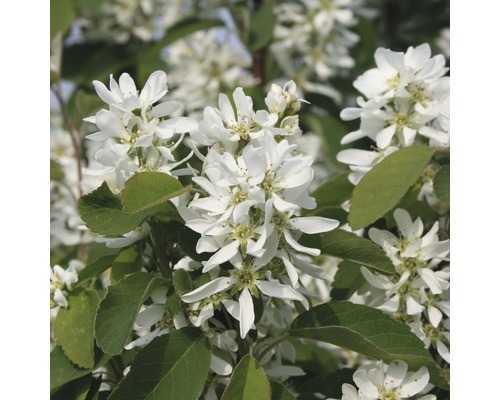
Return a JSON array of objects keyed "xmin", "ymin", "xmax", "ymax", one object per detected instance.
[
  {"xmin": 84, "ymin": 71, "xmax": 197, "ymax": 190},
  {"xmin": 358, "ymin": 209, "xmax": 450, "ymax": 364},
  {"xmin": 180, "ymin": 82, "xmax": 339, "ymax": 339},
  {"xmin": 337, "ymin": 43, "xmax": 449, "ymax": 185},
  {"xmin": 162, "ymin": 28, "xmax": 256, "ymax": 119},
  {"xmin": 50, "ymin": 260, "xmax": 85, "ymax": 308},
  {"xmin": 272, "ymin": 0, "xmax": 364, "ymax": 103},
  {"xmin": 339, "ymin": 359, "xmax": 436, "ymax": 400}
]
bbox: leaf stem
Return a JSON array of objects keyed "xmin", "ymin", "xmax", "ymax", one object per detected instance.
[{"xmin": 255, "ymin": 335, "xmax": 289, "ymax": 362}]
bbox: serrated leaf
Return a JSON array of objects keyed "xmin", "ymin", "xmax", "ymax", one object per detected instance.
[
  {"xmin": 51, "ymin": 375, "xmax": 92, "ymax": 400},
  {"xmin": 78, "ymin": 181, "xmax": 179, "ymax": 236},
  {"xmin": 221, "ymin": 355, "xmax": 271, "ymax": 400},
  {"xmin": 54, "ymin": 288, "xmax": 100, "ymax": 368},
  {"xmin": 95, "ymin": 272, "xmax": 167, "ymax": 355},
  {"xmin": 50, "ymin": 347, "xmax": 92, "ymax": 390},
  {"xmin": 349, "ymin": 146, "xmax": 435, "ymax": 229},
  {"xmin": 50, "ymin": 347, "xmax": 110, "ymax": 391},
  {"xmin": 121, "ymin": 172, "xmax": 189, "ymax": 214},
  {"xmin": 433, "ymin": 165, "xmax": 450, "ymax": 203},
  {"xmin": 248, "ymin": 0, "xmax": 275, "ymax": 52},
  {"xmin": 289, "ymin": 301, "xmax": 448, "ymax": 389},
  {"xmin": 108, "ymin": 328, "xmax": 211, "ymax": 400},
  {"xmin": 300, "ymin": 229, "xmax": 395, "ymax": 275},
  {"xmin": 271, "ymin": 382, "xmax": 295, "ymax": 400},
  {"xmin": 330, "ymin": 261, "xmax": 364, "ymax": 301}
]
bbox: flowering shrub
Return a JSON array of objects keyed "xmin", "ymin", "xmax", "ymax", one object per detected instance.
[{"xmin": 50, "ymin": 1, "xmax": 450, "ymax": 399}]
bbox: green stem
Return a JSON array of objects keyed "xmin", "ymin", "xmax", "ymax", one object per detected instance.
[{"xmin": 256, "ymin": 335, "xmax": 289, "ymax": 362}]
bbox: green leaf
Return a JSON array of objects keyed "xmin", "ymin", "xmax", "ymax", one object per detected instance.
[
  {"xmin": 78, "ymin": 256, "xmax": 118, "ymax": 284},
  {"xmin": 78, "ymin": 181, "xmax": 178, "ymax": 236},
  {"xmin": 173, "ymin": 269, "xmax": 193, "ymax": 296},
  {"xmin": 309, "ymin": 172, "xmax": 354, "ymax": 209},
  {"xmin": 221, "ymin": 355, "xmax": 271, "ymax": 400},
  {"xmin": 50, "ymin": 347, "xmax": 91, "ymax": 390},
  {"xmin": 121, "ymin": 172, "xmax": 189, "ymax": 214},
  {"xmin": 300, "ymin": 114, "xmax": 350, "ymax": 167},
  {"xmin": 433, "ymin": 165, "xmax": 450, "ymax": 203},
  {"xmin": 111, "ymin": 245, "xmax": 143, "ymax": 282},
  {"xmin": 138, "ymin": 18, "xmax": 224, "ymax": 84},
  {"xmin": 50, "ymin": 159, "xmax": 65, "ymax": 181},
  {"xmin": 300, "ymin": 229, "xmax": 395, "ymax": 275},
  {"xmin": 289, "ymin": 301, "xmax": 448, "ymax": 389},
  {"xmin": 177, "ymin": 226, "xmax": 211, "ymax": 262},
  {"xmin": 330, "ymin": 261, "xmax": 364, "ymax": 301},
  {"xmin": 50, "ymin": 0, "xmax": 75, "ymax": 40},
  {"xmin": 306, "ymin": 206, "xmax": 348, "ymax": 226},
  {"xmin": 108, "ymin": 328, "xmax": 211, "ymax": 400},
  {"xmin": 293, "ymin": 369, "xmax": 355, "ymax": 399},
  {"xmin": 54, "ymin": 288, "xmax": 100, "ymax": 369},
  {"xmin": 349, "ymin": 146, "xmax": 435, "ymax": 229},
  {"xmin": 271, "ymin": 382, "xmax": 295, "ymax": 400},
  {"xmin": 51, "ymin": 375, "xmax": 91, "ymax": 400},
  {"xmin": 248, "ymin": 0, "xmax": 275, "ymax": 52},
  {"xmin": 95, "ymin": 272, "xmax": 167, "ymax": 355}
]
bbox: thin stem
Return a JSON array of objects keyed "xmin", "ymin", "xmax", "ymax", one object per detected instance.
[{"xmin": 255, "ymin": 335, "xmax": 289, "ymax": 362}]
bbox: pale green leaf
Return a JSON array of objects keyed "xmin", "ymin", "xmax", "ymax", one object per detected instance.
[
  {"xmin": 108, "ymin": 328, "xmax": 211, "ymax": 400},
  {"xmin": 221, "ymin": 355, "xmax": 271, "ymax": 400},
  {"xmin": 121, "ymin": 172, "xmax": 189, "ymax": 214},
  {"xmin": 300, "ymin": 229, "xmax": 395, "ymax": 275},
  {"xmin": 50, "ymin": 0, "xmax": 75, "ymax": 40},
  {"xmin": 95, "ymin": 272, "xmax": 167, "ymax": 355},
  {"xmin": 54, "ymin": 288, "xmax": 100, "ymax": 368},
  {"xmin": 289, "ymin": 301, "xmax": 448, "ymax": 389},
  {"xmin": 271, "ymin": 382, "xmax": 295, "ymax": 400},
  {"xmin": 433, "ymin": 165, "xmax": 450, "ymax": 203},
  {"xmin": 78, "ymin": 181, "xmax": 179, "ymax": 236},
  {"xmin": 349, "ymin": 146, "xmax": 435, "ymax": 229}
]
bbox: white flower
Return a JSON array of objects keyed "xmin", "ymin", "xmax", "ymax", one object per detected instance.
[
  {"xmin": 50, "ymin": 260, "xmax": 85, "ymax": 308},
  {"xmin": 344, "ymin": 360, "xmax": 436, "ymax": 400},
  {"xmin": 84, "ymin": 70, "xmax": 197, "ymax": 186},
  {"xmin": 94, "ymin": 223, "xmax": 151, "ymax": 248},
  {"xmin": 125, "ymin": 287, "xmax": 188, "ymax": 350},
  {"xmin": 181, "ymin": 255, "xmax": 309, "ymax": 338}
]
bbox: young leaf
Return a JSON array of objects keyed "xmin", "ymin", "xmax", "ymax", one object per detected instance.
[
  {"xmin": 289, "ymin": 301, "xmax": 448, "ymax": 389},
  {"xmin": 78, "ymin": 181, "xmax": 178, "ymax": 236},
  {"xmin": 121, "ymin": 172, "xmax": 190, "ymax": 214},
  {"xmin": 221, "ymin": 355, "xmax": 271, "ymax": 400},
  {"xmin": 95, "ymin": 272, "xmax": 167, "ymax": 355},
  {"xmin": 348, "ymin": 146, "xmax": 435, "ymax": 229},
  {"xmin": 433, "ymin": 165, "xmax": 450, "ymax": 203},
  {"xmin": 248, "ymin": 0, "xmax": 275, "ymax": 52},
  {"xmin": 173, "ymin": 268, "xmax": 193, "ymax": 296},
  {"xmin": 54, "ymin": 288, "xmax": 100, "ymax": 369},
  {"xmin": 108, "ymin": 328, "xmax": 211, "ymax": 400},
  {"xmin": 271, "ymin": 382, "xmax": 295, "ymax": 400},
  {"xmin": 300, "ymin": 229, "xmax": 395, "ymax": 275}
]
